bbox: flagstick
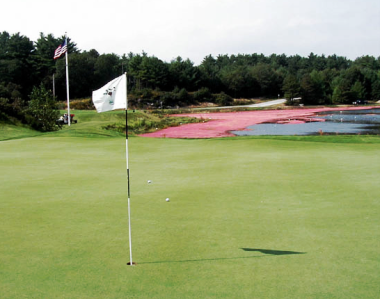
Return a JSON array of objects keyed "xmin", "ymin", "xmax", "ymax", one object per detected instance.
[
  {"xmin": 125, "ymin": 74, "xmax": 133, "ymax": 266},
  {"xmin": 65, "ymin": 33, "xmax": 71, "ymax": 126},
  {"xmin": 92, "ymin": 73, "xmax": 131, "ymax": 264},
  {"xmin": 126, "ymin": 113, "xmax": 133, "ymax": 265}
]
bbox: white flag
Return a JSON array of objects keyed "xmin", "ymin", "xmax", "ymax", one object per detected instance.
[{"xmin": 92, "ymin": 74, "xmax": 127, "ymax": 113}]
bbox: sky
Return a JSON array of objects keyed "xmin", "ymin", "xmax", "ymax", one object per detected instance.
[{"xmin": 2, "ymin": 0, "xmax": 379, "ymax": 65}]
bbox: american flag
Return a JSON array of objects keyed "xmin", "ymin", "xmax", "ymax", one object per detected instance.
[{"xmin": 54, "ymin": 40, "xmax": 67, "ymax": 59}]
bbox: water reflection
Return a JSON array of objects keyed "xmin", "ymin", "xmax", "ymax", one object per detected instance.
[{"xmin": 232, "ymin": 108, "xmax": 380, "ymax": 136}]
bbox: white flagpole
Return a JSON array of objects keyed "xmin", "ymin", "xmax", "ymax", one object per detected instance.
[
  {"xmin": 65, "ymin": 33, "xmax": 71, "ymax": 126},
  {"xmin": 125, "ymin": 73, "xmax": 133, "ymax": 266}
]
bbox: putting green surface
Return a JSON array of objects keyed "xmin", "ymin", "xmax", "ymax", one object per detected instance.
[{"xmin": 1, "ymin": 136, "xmax": 379, "ymax": 298}]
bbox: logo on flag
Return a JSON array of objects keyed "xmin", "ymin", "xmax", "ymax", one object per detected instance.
[
  {"xmin": 54, "ymin": 40, "xmax": 67, "ymax": 59},
  {"xmin": 92, "ymin": 74, "xmax": 127, "ymax": 113},
  {"xmin": 104, "ymin": 87, "xmax": 117, "ymax": 105}
]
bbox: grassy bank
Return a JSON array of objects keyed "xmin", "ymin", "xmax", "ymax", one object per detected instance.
[{"xmin": 0, "ymin": 109, "xmax": 204, "ymax": 141}]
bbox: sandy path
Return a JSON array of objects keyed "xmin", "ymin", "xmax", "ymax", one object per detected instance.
[{"xmin": 139, "ymin": 107, "xmax": 375, "ymax": 139}]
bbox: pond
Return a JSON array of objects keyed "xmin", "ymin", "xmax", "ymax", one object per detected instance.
[{"xmin": 231, "ymin": 108, "xmax": 380, "ymax": 136}]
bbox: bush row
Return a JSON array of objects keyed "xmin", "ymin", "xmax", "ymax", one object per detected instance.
[{"xmin": 127, "ymin": 87, "xmax": 233, "ymax": 109}]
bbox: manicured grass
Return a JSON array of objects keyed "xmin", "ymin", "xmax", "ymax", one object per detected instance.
[{"xmin": 1, "ymin": 134, "xmax": 380, "ymax": 298}]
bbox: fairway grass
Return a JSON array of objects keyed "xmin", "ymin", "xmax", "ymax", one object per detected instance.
[{"xmin": 1, "ymin": 136, "xmax": 380, "ymax": 298}]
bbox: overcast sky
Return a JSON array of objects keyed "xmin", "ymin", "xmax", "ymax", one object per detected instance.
[{"xmin": 2, "ymin": 0, "xmax": 379, "ymax": 65}]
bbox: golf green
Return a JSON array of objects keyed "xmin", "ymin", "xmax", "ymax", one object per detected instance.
[{"xmin": 1, "ymin": 136, "xmax": 379, "ymax": 298}]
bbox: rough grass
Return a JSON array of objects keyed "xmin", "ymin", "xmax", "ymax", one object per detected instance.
[
  {"xmin": 0, "ymin": 123, "xmax": 42, "ymax": 141},
  {"xmin": 0, "ymin": 110, "xmax": 203, "ymax": 140},
  {"xmin": 1, "ymin": 133, "xmax": 380, "ymax": 298}
]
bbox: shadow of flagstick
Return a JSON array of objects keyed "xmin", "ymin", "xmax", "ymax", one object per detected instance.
[
  {"xmin": 137, "ymin": 248, "xmax": 306, "ymax": 265},
  {"xmin": 138, "ymin": 255, "xmax": 265, "ymax": 265},
  {"xmin": 241, "ymin": 248, "xmax": 306, "ymax": 255}
]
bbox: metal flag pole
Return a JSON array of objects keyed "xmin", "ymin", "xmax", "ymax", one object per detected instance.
[
  {"xmin": 65, "ymin": 33, "xmax": 71, "ymax": 126},
  {"xmin": 125, "ymin": 73, "xmax": 133, "ymax": 266},
  {"xmin": 53, "ymin": 74, "xmax": 55, "ymax": 98}
]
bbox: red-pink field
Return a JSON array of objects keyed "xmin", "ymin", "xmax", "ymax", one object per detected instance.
[{"xmin": 139, "ymin": 107, "xmax": 374, "ymax": 139}]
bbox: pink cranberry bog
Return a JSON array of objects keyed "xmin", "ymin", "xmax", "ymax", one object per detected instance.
[{"xmin": 139, "ymin": 107, "xmax": 375, "ymax": 139}]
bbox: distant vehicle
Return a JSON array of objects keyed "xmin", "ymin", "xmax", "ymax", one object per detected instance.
[
  {"xmin": 353, "ymin": 99, "xmax": 368, "ymax": 105},
  {"xmin": 57, "ymin": 114, "xmax": 77, "ymax": 125}
]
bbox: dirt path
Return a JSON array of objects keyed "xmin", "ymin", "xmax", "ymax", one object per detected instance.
[{"xmin": 195, "ymin": 99, "xmax": 286, "ymax": 110}]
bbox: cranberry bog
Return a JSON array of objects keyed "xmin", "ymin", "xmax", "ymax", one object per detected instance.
[{"xmin": 140, "ymin": 107, "xmax": 380, "ymax": 138}]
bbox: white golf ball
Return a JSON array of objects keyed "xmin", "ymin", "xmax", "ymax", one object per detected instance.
[
  {"xmin": 166, "ymin": 198, "xmax": 170, "ymax": 202},
  {"xmin": 148, "ymin": 180, "xmax": 152, "ymax": 184}
]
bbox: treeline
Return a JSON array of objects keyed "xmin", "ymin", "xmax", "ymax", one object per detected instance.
[{"xmin": 1, "ymin": 31, "xmax": 380, "ymax": 112}]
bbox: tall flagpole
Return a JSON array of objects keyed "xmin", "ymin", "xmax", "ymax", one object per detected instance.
[
  {"xmin": 125, "ymin": 73, "xmax": 133, "ymax": 266},
  {"xmin": 65, "ymin": 33, "xmax": 71, "ymax": 126}
]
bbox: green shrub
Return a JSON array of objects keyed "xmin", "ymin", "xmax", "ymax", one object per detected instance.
[
  {"xmin": 55, "ymin": 101, "xmax": 66, "ymax": 109},
  {"xmin": 160, "ymin": 92, "xmax": 178, "ymax": 107},
  {"xmin": 193, "ymin": 87, "xmax": 213, "ymax": 102},
  {"xmin": 70, "ymin": 98, "xmax": 95, "ymax": 110},
  {"xmin": 0, "ymin": 97, "xmax": 30, "ymax": 124},
  {"xmin": 27, "ymin": 84, "xmax": 62, "ymax": 132},
  {"xmin": 215, "ymin": 92, "xmax": 233, "ymax": 106}
]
